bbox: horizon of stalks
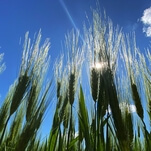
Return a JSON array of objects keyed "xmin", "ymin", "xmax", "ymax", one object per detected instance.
[{"xmin": 1, "ymin": 8, "xmax": 151, "ymax": 151}]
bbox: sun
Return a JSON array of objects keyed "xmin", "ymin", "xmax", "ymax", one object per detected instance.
[
  {"xmin": 92, "ymin": 62, "xmax": 107, "ymax": 70},
  {"xmin": 95, "ymin": 63, "xmax": 103, "ymax": 69}
]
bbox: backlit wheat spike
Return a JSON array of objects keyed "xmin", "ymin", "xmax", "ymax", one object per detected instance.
[
  {"xmin": 123, "ymin": 104, "xmax": 134, "ymax": 148},
  {"xmin": 54, "ymin": 56, "xmax": 64, "ymax": 98},
  {"xmin": 26, "ymin": 82, "xmax": 37, "ymax": 122},
  {"xmin": 131, "ymin": 82, "xmax": 144, "ymax": 120},
  {"xmin": 68, "ymin": 71, "xmax": 76, "ymax": 105},
  {"xmin": 10, "ymin": 73, "xmax": 29, "ymax": 116},
  {"xmin": 0, "ymin": 73, "xmax": 29, "ymax": 145},
  {"xmin": 57, "ymin": 81, "xmax": 61, "ymax": 99},
  {"xmin": 90, "ymin": 67, "xmax": 99, "ymax": 102}
]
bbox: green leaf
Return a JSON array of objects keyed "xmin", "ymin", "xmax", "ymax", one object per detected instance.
[
  {"xmin": 68, "ymin": 136, "xmax": 79, "ymax": 150},
  {"xmin": 78, "ymin": 85, "xmax": 92, "ymax": 151}
]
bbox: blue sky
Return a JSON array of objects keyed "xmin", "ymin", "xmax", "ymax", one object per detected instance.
[{"xmin": 0, "ymin": 0, "xmax": 151, "ymax": 137}]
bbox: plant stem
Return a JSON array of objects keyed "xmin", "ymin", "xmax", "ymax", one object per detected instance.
[
  {"xmin": 106, "ymin": 111, "xmax": 109, "ymax": 151},
  {"xmin": 94, "ymin": 102, "xmax": 97, "ymax": 151},
  {"xmin": 67, "ymin": 105, "xmax": 73, "ymax": 151},
  {"xmin": 0, "ymin": 115, "xmax": 10, "ymax": 145}
]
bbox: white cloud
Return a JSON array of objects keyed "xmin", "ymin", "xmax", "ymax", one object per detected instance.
[
  {"xmin": 141, "ymin": 7, "xmax": 151, "ymax": 37},
  {"xmin": 129, "ymin": 104, "xmax": 136, "ymax": 113},
  {"xmin": 75, "ymin": 131, "xmax": 78, "ymax": 137},
  {"xmin": 107, "ymin": 103, "xmax": 136, "ymax": 114},
  {"xmin": 119, "ymin": 102, "xmax": 136, "ymax": 113},
  {"xmin": 143, "ymin": 26, "xmax": 151, "ymax": 37}
]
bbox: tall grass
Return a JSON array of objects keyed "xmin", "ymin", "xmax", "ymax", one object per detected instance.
[{"xmin": 1, "ymin": 9, "xmax": 151, "ymax": 151}]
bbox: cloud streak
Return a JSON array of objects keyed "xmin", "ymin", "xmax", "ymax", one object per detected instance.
[{"xmin": 141, "ymin": 7, "xmax": 151, "ymax": 37}]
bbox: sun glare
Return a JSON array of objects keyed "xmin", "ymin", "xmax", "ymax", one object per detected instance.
[
  {"xmin": 92, "ymin": 62, "xmax": 108, "ymax": 70},
  {"xmin": 95, "ymin": 63, "xmax": 102, "ymax": 69}
]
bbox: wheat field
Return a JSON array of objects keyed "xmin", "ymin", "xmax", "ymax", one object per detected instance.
[{"xmin": 0, "ymin": 9, "xmax": 151, "ymax": 151}]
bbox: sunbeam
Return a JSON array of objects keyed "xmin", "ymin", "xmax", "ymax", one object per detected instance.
[
  {"xmin": 59, "ymin": 0, "xmax": 84, "ymax": 42},
  {"xmin": 59, "ymin": 0, "xmax": 78, "ymax": 30}
]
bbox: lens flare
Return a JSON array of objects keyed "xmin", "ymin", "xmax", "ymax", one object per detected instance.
[
  {"xmin": 59, "ymin": 0, "xmax": 78, "ymax": 30},
  {"xmin": 59, "ymin": 0, "xmax": 84, "ymax": 42}
]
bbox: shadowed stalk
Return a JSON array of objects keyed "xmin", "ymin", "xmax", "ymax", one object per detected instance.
[
  {"xmin": 67, "ymin": 69, "xmax": 76, "ymax": 150},
  {"xmin": 105, "ymin": 111, "xmax": 110, "ymax": 151},
  {"xmin": 105, "ymin": 69, "xmax": 127, "ymax": 148},
  {"xmin": 0, "ymin": 85, "xmax": 13, "ymax": 133},
  {"xmin": 67, "ymin": 105, "xmax": 73, "ymax": 151},
  {"xmin": 6, "ymin": 104, "xmax": 25, "ymax": 148},
  {"xmin": 0, "ymin": 114, "xmax": 10, "ymax": 145},
  {"xmin": 15, "ymin": 112, "xmax": 43, "ymax": 150},
  {"xmin": 97, "ymin": 73, "xmax": 107, "ymax": 150},
  {"xmin": 131, "ymin": 79, "xmax": 143, "ymax": 120},
  {"xmin": 94, "ymin": 102, "xmax": 97, "ymax": 151}
]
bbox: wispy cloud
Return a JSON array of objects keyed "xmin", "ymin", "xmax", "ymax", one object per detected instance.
[
  {"xmin": 125, "ymin": 22, "xmax": 138, "ymax": 32},
  {"xmin": 141, "ymin": 7, "xmax": 151, "ymax": 37}
]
